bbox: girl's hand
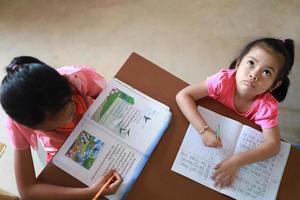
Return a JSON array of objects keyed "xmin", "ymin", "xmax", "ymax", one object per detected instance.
[
  {"xmin": 201, "ymin": 128, "xmax": 223, "ymax": 148},
  {"xmin": 212, "ymin": 156, "xmax": 240, "ymax": 187},
  {"xmin": 90, "ymin": 170, "xmax": 123, "ymax": 196}
]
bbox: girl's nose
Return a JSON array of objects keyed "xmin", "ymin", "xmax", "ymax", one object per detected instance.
[{"xmin": 249, "ymin": 74, "xmax": 258, "ymax": 81}]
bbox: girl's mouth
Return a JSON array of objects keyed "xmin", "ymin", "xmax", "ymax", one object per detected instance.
[{"xmin": 243, "ymin": 80, "xmax": 255, "ymax": 88}]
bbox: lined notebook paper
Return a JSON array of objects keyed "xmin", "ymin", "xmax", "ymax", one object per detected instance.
[{"xmin": 172, "ymin": 106, "xmax": 290, "ymax": 200}]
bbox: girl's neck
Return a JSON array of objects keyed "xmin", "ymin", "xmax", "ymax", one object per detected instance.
[{"xmin": 233, "ymin": 90, "xmax": 257, "ymax": 114}]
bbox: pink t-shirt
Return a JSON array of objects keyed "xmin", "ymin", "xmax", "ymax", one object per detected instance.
[
  {"xmin": 206, "ymin": 68, "xmax": 279, "ymax": 129},
  {"xmin": 5, "ymin": 65, "xmax": 106, "ymax": 159}
]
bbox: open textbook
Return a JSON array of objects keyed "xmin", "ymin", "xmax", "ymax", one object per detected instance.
[
  {"xmin": 172, "ymin": 106, "xmax": 290, "ymax": 200},
  {"xmin": 53, "ymin": 78, "xmax": 172, "ymax": 200}
]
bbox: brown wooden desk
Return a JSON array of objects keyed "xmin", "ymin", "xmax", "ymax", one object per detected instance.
[{"xmin": 38, "ymin": 53, "xmax": 300, "ymax": 200}]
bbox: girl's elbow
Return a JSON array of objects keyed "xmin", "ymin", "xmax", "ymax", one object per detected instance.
[
  {"xmin": 270, "ymin": 141, "xmax": 281, "ymax": 155},
  {"xmin": 176, "ymin": 90, "xmax": 185, "ymax": 104},
  {"xmin": 19, "ymin": 191, "xmax": 31, "ymax": 200},
  {"xmin": 275, "ymin": 142, "xmax": 281, "ymax": 154},
  {"xmin": 18, "ymin": 185, "xmax": 36, "ymax": 200}
]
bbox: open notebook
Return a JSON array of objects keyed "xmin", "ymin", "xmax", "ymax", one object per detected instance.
[
  {"xmin": 53, "ymin": 78, "xmax": 172, "ymax": 200},
  {"xmin": 172, "ymin": 106, "xmax": 290, "ymax": 200}
]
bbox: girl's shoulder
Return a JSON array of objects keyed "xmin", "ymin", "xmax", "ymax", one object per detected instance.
[
  {"xmin": 56, "ymin": 65, "xmax": 98, "ymax": 75},
  {"xmin": 254, "ymin": 93, "xmax": 279, "ymax": 129},
  {"xmin": 207, "ymin": 68, "xmax": 236, "ymax": 87},
  {"xmin": 5, "ymin": 117, "xmax": 37, "ymax": 150},
  {"xmin": 6, "ymin": 117, "xmax": 33, "ymax": 132},
  {"xmin": 256, "ymin": 93, "xmax": 279, "ymax": 114},
  {"xmin": 206, "ymin": 68, "xmax": 236, "ymax": 99},
  {"xmin": 220, "ymin": 68, "xmax": 236, "ymax": 76},
  {"xmin": 57, "ymin": 65, "xmax": 106, "ymax": 96},
  {"xmin": 259, "ymin": 93, "xmax": 278, "ymax": 106},
  {"xmin": 209, "ymin": 68, "xmax": 236, "ymax": 81}
]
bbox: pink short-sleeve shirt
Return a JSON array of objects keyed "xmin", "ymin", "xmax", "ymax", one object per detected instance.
[
  {"xmin": 5, "ymin": 65, "xmax": 106, "ymax": 156},
  {"xmin": 206, "ymin": 68, "xmax": 279, "ymax": 129}
]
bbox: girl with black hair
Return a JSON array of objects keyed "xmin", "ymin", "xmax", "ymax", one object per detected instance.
[
  {"xmin": 176, "ymin": 38, "xmax": 294, "ymax": 187},
  {"xmin": 0, "ymin": 57, "xmax": 122, "ymax": 200}
]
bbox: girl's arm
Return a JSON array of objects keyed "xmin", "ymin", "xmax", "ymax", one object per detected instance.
[
  {"xmin": 14, "ymin": 149, "xmax": 122, "ymax": 200},
  {"xmin": 233, "ymin": 127, "xmax": 281, "ymax": 164},
  {"xmin": 213, "ymin": 127, "xmax": 281, "ymax": 187},
  {"xmin": 176, "ymin": 81, "xmax": 222, "ymax": 147}
]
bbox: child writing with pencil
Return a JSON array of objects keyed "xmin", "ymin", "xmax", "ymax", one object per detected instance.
[
  {"xmin": 176, "ymin": 38, "xmax": 294, "ymax": 187},
  {"xmin": 0, "ymin": 56, "xmax": 123, "ymax": 200}
]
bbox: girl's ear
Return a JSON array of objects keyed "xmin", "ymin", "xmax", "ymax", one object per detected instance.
[{"xmin": 270, "ymin": 81, "xmax": 282, "ymax": 92}]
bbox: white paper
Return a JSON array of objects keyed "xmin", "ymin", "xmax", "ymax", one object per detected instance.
[
  {"xmin": 223, "ymin": 126, "xmax": 291, "ymax": 200},
  {"xmin": 172, "ymin": 106, "xmax": 290, "ymax": 200}
]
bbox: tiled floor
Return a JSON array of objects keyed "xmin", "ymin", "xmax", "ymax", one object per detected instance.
[{"xmin": 0, "ymin": 0, "xmax": 299, "ymax": 196}]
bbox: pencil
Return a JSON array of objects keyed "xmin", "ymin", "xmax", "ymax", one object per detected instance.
[
  {"xmin": 92, "ymin": 174, "xmax": 115, "ymax": 200},
  {"xmin": 215, "ymin": 124, "xmax": 221, "ymax": 139},
  {"xmin": 0, "ymin": 143, "xmax": 6, "ymax": 157}
]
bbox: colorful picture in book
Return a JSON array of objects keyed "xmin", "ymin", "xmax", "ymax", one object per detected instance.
[
  {"xmin": 91, "ymin": 88, "xmax": 137, "ymax": 138},
  {"xmin": 92, "ymin": 88, "xmax": 134, "ymax": 122},
  {"xmin": 65, "ymin": 130, "xmax": 104, "ymax": 169}
]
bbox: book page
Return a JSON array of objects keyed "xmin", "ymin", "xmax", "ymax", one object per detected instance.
[
  {"xmin": 223, "ymin": 126, "xmax": 291, "ymax": 200},
  {"xmin": 53, "ymin": 119, "xmax": 146, "ymax": 200},
  {"xmin": 85, "ymin": 78, "xmax": 171, "ymax": 155},
  {"xmin": 171, "ymin": 106, "xmax": 243, "ymax": 191}
]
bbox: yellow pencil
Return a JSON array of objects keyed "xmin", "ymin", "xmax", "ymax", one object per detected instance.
[
  {"xmin": 92, "ymin": 174, "xmax": 115, "ymax": 200},
  {"xmin": 0, "ymin": 143, "xmax": 6, "ymax": 157}
]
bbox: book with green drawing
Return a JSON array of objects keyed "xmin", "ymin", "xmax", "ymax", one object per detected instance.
[
  {"xmin": 172, "ymin": 106, "xmax": 290, "ymax": 200},
  {"xmin": 53, "ymin": 78, "xmax": 172, "ymax": 200}
]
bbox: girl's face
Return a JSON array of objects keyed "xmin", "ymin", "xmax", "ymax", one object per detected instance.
[
  {"xmin": 35, "ymin": 100, "xmax": 76, "ymax": 131},
  {"xmin": 235, "ymin": 45, "xmax": 284, "ymax": 99}
]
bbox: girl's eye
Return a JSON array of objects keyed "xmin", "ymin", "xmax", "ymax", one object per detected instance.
[
  {"xmin": 262, "ymin": 69, "xmax": 272, "ymax": 77},
  {"xmin": 247, "ymin": 60, "xmax": 255, "ymax": 68}
]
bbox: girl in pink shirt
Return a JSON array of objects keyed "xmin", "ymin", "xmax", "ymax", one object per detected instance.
[
  {"xmin": 176, "ymin": 38, "xmax": 294, "ymax": 187},
  {"xmin": 0, "ymin": 56, "xmax": 122, "ymax": 200}
]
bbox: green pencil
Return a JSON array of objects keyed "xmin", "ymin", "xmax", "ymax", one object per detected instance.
[{"xmin": 216, "ymin": 124, "xmax": 221, "ymax": 139}]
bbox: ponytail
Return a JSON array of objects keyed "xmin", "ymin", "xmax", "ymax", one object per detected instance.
[
  {"xmin": 283, "ymin": 39, "xmax": 294, "ymax": 70},
  {"xmin": 7, "ymin": 56, "xmax": 45, "ymax": 66},
  {"xmin": 5, "ymin": 56, "xmax": 45, "ymax": 75},
  {"xmin": 272, "ymin": 39, "xmax": 294, "ymax": 102},
  {"xmin": 229, "ymin": 58, "xmax": 238, "ymax": 69},
  {"xmin": 271, "ymin": 76, "xmax": 290, "ymax": 102}
]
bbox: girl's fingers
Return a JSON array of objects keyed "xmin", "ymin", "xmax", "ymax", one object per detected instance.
[
  {"xmin": 213, "ymin": 173, "xmax": 223, "ymax": 187},
  {"xmin": 214, "ymin": 173, "xmax": 235, "ymax": 188},
  {"xmin": 216, "ymin": 140, "xmax": 223, "ymax": 148},
  {"xmin": 221, "ymin": 176, "xmax": 230, "ymax": 187},
  {"xmin": 214, "ymin": 174, "xmax": 228, "ymax": 187},
  {"xmin": 217, "ymin": 139, "xmax": 223, "ymax": 147},
  {"xmin": 109, "ymin": 173, "xmax": 123, "ymax": 187},
  {"xmin": 212, "ymin": 167, "xmax": 222, "ymax": 180},
  {"xmin": 223, "ymin": 175, "xmax": 234, "ymax": 187},
  {"xmin": 228, "ymin": 176, "xmax": 234, "ymax": 186},
  {"xmin": 211, "ymin": 135, "xmax": 222, "ymax": 148},
  {"xmin": 214, "ymin": 162, "xmax": 222, "ymax": 170},
  {"xmin": 113, "ymin": 172, "xmax": 122, "ymax": 180},
  {"xmin": 107, "ymin": 173, "xmax": 123, "ymax": 193},
  {"xmin": 102, "ymin": 169, "xmax": 115, "ymax": 180}
]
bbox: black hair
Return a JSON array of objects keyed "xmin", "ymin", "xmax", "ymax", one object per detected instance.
[
  {"xmin": 0, "ymin": 56, "xmax": 72, "ymax": 127},
  {"xmin": 229, "ymin": 38, "xmax": 294, "ymax": 102}
]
